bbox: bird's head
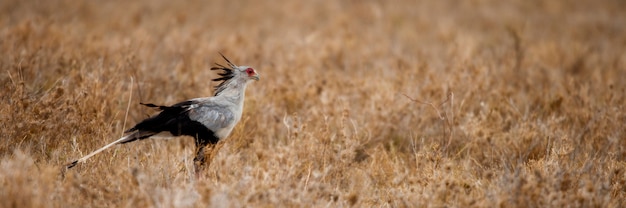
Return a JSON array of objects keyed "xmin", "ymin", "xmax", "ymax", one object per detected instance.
[
  {"xmin": 236, "ymin": 66, "xmax": 260, "ymax": 82},
  {"xmin": 210, "ymin": 53, "xmax": 259, "ymax": 96}
]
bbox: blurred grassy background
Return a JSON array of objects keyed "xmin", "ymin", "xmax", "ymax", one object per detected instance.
[{"xmin": 1, "ymin": 0, "xmax": 625, "ymax": 207}]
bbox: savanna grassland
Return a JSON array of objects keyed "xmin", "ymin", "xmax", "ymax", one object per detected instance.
[{"xmin": 1, "ymin": 0, "xmax": 626, "ymax": 207}]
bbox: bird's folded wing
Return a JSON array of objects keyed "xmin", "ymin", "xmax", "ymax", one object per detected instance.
[{"xmin": 187, "ymin": 103, "xmax": 236, "ymax": 132}]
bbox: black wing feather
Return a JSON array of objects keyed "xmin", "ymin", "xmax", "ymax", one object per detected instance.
[
  {"xmin": 126, "ymin": 101, "xmax": 195, "ymax": 133},
  {"xmin": 123, "ymin": 100, "xmax": 219, "ymax": 145}
]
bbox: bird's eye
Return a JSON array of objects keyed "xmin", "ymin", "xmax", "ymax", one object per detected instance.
[{"xmin": 246, "ymin": 68, "xmax": 255, "ymax": 75}]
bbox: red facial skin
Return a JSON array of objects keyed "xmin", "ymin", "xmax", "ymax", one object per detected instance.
[{"xmin": 246, "ymin": 68, "xmax": 256, "ymax": 77}]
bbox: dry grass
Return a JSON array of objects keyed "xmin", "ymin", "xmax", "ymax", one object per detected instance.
[{"xmin": 1, "ymin": 0, "xmax": 626, "ymax": 207}]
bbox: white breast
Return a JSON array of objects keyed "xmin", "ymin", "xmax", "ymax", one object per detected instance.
[{"xmin": 215, "ymin": 119, "xmax": 237, "ymax": 139}]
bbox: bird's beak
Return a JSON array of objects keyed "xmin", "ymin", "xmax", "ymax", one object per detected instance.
[{"xmin": 252, "ymin": 74, "xmax": 260, "ymax": 81}]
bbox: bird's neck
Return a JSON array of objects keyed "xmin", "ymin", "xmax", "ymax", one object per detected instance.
[{"xmin": 215, "ymin": 79, "xmax": 248, "ymax": 106}]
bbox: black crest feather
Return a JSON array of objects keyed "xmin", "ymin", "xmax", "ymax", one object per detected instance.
[{"xmin": 210, "ymin": 53, "xmax": 237, "ymax": 96}]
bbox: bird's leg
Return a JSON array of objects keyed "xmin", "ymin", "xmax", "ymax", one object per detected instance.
[
  {"xmin": 206, "ymin": 141, "xmax": 225, "ymax": 166},
  {"xmin": 193, "ymin": 139, "xmax": 210, "ymax": 176},
  {"xmin": 193, "ymin": 139, "xmax": 226, "ymax": 178}
]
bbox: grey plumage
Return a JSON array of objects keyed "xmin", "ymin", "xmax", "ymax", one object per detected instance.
[{"xmin": 66, "ymin": 54, "xmax": 259, "ymax": 173}]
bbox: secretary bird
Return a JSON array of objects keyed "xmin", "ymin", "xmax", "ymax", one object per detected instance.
[{"xmin": 66, "ymin": 54, "xmax": 259, "ymax": 173}]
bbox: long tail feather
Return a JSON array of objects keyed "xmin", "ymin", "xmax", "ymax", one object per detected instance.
[{"xmin": 66, "ymin": 134, "xmax": 132, "ymax": 169}]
